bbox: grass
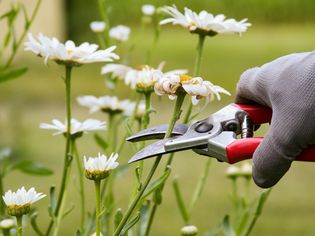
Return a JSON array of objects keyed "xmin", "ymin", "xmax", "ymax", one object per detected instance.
[{"xmin": 1, "ymin": 24, "xmax": 315, "ymax": 235}]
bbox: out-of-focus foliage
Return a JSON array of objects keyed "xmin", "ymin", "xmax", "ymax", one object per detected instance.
[{"xmin": 66, "ymin": 0, "xmax": 315, "ymax": 41}]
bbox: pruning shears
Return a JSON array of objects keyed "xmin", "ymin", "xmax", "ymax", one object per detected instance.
[{"xmin": 127, "ymin": 103, "xmax": 315, "ymax": 164}]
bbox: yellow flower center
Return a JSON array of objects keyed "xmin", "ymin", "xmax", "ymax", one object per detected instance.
[
  {"xmin": 67, "ymin": 50, "xmax": 73, "ymax": 55},
  {"xmin": 136, "ymin": 64, "xmax": 150, "ymax": 70},
  {"xmin": 180, "ymin": 74, "xmax": 192, "ymax": 82}
]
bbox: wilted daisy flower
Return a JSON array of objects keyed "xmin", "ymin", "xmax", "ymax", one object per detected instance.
[
  {"xmin": 2, "ymin": 187, "xmax": 46, "ymax": 216},
  {"xmin": 77, "ymin": 95, "xmax": 134, "ymax": 114},
  {"xmin": 109, "ymin": 25, "xmax": 131, "ymax": 42},
  {"xmin": 90, "ymin": 21, "xmax": 106, "ymax": 33},
  {"xmin": 142, "ymin": 4, "xmax": 156, "ymax": 16},
  {"xmin": 181, "ymin": 225, "xmax": 198, "ymax": 236},
  {"xmin": 160, "ymin": 5, "xmax": 251, "ymax": 36},
  {"xmin": 24, "ymin": 33, "xmax": 119, "ymax": 66},
  {"xmin": 84, "ymin": 153, "xmax": 119, "ymax": 180},
  {"xmin": 226, "ymin": 166, "xmax": 241, "ymax": 179},
  {"xmin": 154, "ymin": 74, "xmax": 230, "ymax": 104},
  {"xmin": 40, "ymin": 119, "xmax": 106, "ymax": 138}
]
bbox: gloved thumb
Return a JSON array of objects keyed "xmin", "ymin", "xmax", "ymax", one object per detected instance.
[{"xmin": 252, "ymin": 118, "xmax": 299, "ymax": 188}]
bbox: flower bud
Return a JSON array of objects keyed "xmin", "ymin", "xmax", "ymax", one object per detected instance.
[
  {"xmin": 0, "ymin": 218, "xmax": 15, "ymax": 229},
  {"xmin": 181, "ymin": 225, "xmax": 198, "ymax": 236}
]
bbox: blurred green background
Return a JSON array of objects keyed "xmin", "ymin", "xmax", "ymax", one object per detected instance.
[{"xmin": 1, "ymin": 0, "xmax": 315, "ymax": 235}]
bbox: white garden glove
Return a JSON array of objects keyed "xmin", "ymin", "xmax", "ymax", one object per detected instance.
[{"xmin": 235, "ymin": 51, "xmax": 315, "ymax": 188}]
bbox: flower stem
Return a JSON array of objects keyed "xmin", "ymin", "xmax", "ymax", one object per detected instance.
[
  {"xmin": 45, "ymin": 66, "xmax": 73, "ymax": 236},
  {"xmin": 95, "ymin": 180, "xmax": 101, "ymax": 236},
  {"xmin": 5, "ymin": 0, "xmax": 43, "ymax": 68},
  {"xmin": 0, "ymin": 174, "xmax": 5, "ymax": 216},
  {"xmin": 183, "ymin": 34, "xmax": 206, "ymax": 123},
  {"xmin": 114, "ymin": 93, "xmax": 186, "ymax": 236},
  {"xmin": 73, "ymin": 141, "xmax": 85, "ymax": 233},
  {"xmin": 97, "ymin": 0, "xmax": 110, "ymax": 47},
  {"xmin": 116, "ymin": 93, "xmax": 141, "ymax": 153},
  {"xmin": 16, "ymin": 216, "xmax": 22, "ymax": 236}
]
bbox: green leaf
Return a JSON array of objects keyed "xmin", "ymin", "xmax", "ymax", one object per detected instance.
[
  {"xmin": 173, "ymin": 176, "xmax": 189, "ymax": 224},
  {"xmin": 206, "ymin": 223, "xmax": 222, "ymax": 236},
  {"xmin": 136, "ymin": 201, "xmax": 151, "ymax": 236},
  {"xmin": 48, "ymin": 186, "xmax": 56, "ymax": 217},
  {"xmin": 141, "ymin": 166, "xmax": 171, "ymax": 201},
  {"xmin": 94, "ymin": 134, "xmax": 109, "ymax": 151},
  {"xmin": 75, "ymin": 230, "xmax": 82, "ymax": 236},
  {"xmin": 189, "ymin": 158, "xmax": 211, "ymax": 212},
  {"xmin": 30, "ymin": 212, "xmax": 45, "ymax": 236},
  {"xmin": 255, "ymin": 189, "xmax": 272, "ymax": 215},
  {"xmin": 62, "ymin": 203, "xmax": 75, "ymax": 218},
  {"xmin": 223, "ymin": 215, "xmax": 236, "ymax": 236},
  {"xmin": 13, "ymin": 160, "xmax": 53, "ymax": 175},
  {"xmin": 114, "ymin": 208, "xmax": 123, "ymax": 229},
  {"xmin": 0, "ymin": 67, "xmax": 27, "ymax": 83},
  {"xmin": 120, "ymin": 212, "xmax": 140, "ymax": 235}
]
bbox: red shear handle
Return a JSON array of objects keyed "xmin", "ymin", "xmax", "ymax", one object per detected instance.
[
  {"xmin": 226, "ymin": 138, "xmax": 315, "ymax": 164},
  {"xmin": 233, "ymin": 104, "xmax": 272, "ymax": 125}
]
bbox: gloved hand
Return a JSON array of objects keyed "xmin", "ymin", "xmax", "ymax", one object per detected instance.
[{"xmin": 235, "ymin": 51, "xmax": 315, "ymax": 188}]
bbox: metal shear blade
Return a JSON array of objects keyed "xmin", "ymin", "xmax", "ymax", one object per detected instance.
[{"xmin": 127, "ymin": 124, "xmax": 189, "ymax": 142}]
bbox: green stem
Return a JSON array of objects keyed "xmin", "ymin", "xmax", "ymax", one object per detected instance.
[
  {"xmin": 0, "ymin": 174, "xmax": 5, "ymax": 216},
  {"xmin": 97, "ymin": 0, "xmax": 110, "ymax": 47},
  {"xmin": 95, "ymin": 180, "xmax": 101, "ymax": 236},
  {"xmin": 114, "ymin": 93, "xmax": 186, "ymax": 236},
  {"xmin": 116, "ymin": 94, "xmax": 141, "ymax": 153},
  {"xmin": 97, "ymin": 33, "xmax": 106, "ymax": 49},
  {"xmin": 142, "ymin": 92, "xmax": 186, "ymax": 236},
  {"xmin": 73, "ymin": 141, "xmax": 85, "ymax": 233},
  {"xmin": 108, "ymin": 113, "xmax": 115, "ymax": 153},
  {"xmin": 188, "ymin": 158, "xmax": 211, "ymax": 215},
  {"xmin": 16, "ymin": 216, "xmax": 22, "ymax": 236},
  {"xmin": 2, "ymin": 229, "xmax": 10, "ymax": 236},
  {"xmin": 45, "ymin": 66, "xmax": 73, "ymax": 236},
  {"xmin": 139, "ymin": 92, "xmax": 152, "ymax": 150},
  {"xmin": 5, "ymin": 0, "xmax": 43, "ymax": 68},
  {"xmin": 183, "ymin": 34, "xmax": 206, "ymax": 123}
]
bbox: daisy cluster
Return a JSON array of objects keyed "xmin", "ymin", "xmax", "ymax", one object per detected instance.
[
  {"xmin": 25, "ymin": 33, "xmax": 119, "ymax": 65},
  {"xmin": 160, "ymin": 5, "xmax": 251, "ymax": 36},
  {"xmin": 102, "ymin": 63, "xmax": 230, "ymax": 104}
]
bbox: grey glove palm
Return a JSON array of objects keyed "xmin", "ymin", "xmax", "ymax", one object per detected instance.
[{"xmin": 236, "ymin": 51, "xmax": 315, "ymax": 188}]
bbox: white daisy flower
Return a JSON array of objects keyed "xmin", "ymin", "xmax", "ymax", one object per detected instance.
[
  {"xmin": 39, "ymin": 119, "xmax": 106, "ymax": 137},
  {"xmin": 142, "ymin": 4, "xmax": 156, "ymax": 16},
  {"xmin": 101, "ymin": 64, "xmax": 132, "ymax": 80},
  {"xmin": 154, "ymin": 74, "xmax": 230, "ymax": 104},
  {"xmin": 125, "ymin": 65, "xmax": 164, "ymax": 91},
  {"xmin": 109, "ymin": 25, "xmax": 131, "ymax": 42},
  {"xmin": 24, "ymin": 33, "xmax": 119, "ymax": 65},
  {"xmin": 84, "ymin": 153, "xmax": 119, "ymax": 180},
  {"xmin": 77, "ymin": 95, "xmax": 134, "ymax": 114},
  {"xmin": 123, "ymin": 100, "xmax": 146, "ymax": 119},
  {"xmin": 3, "ymin": 187, "xmax": 46, "ymax": 216},
  {"xmin": 240, "ymin": 162, "xmax": 252, "ymax": 177},
  {"xmin": 101, "ymin": 63, "xmax": 187, "ymax": 93},
  {"xmin": 90, "ymin": 21, "xmax": 106, "ymax": 33},
  {"xmin": 226, "ymin": 166, "xmax": 241, "ymax": 179},
  {"xmin": 160, "ymin": 5, "xmax": 251, "ymax": 36}
]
